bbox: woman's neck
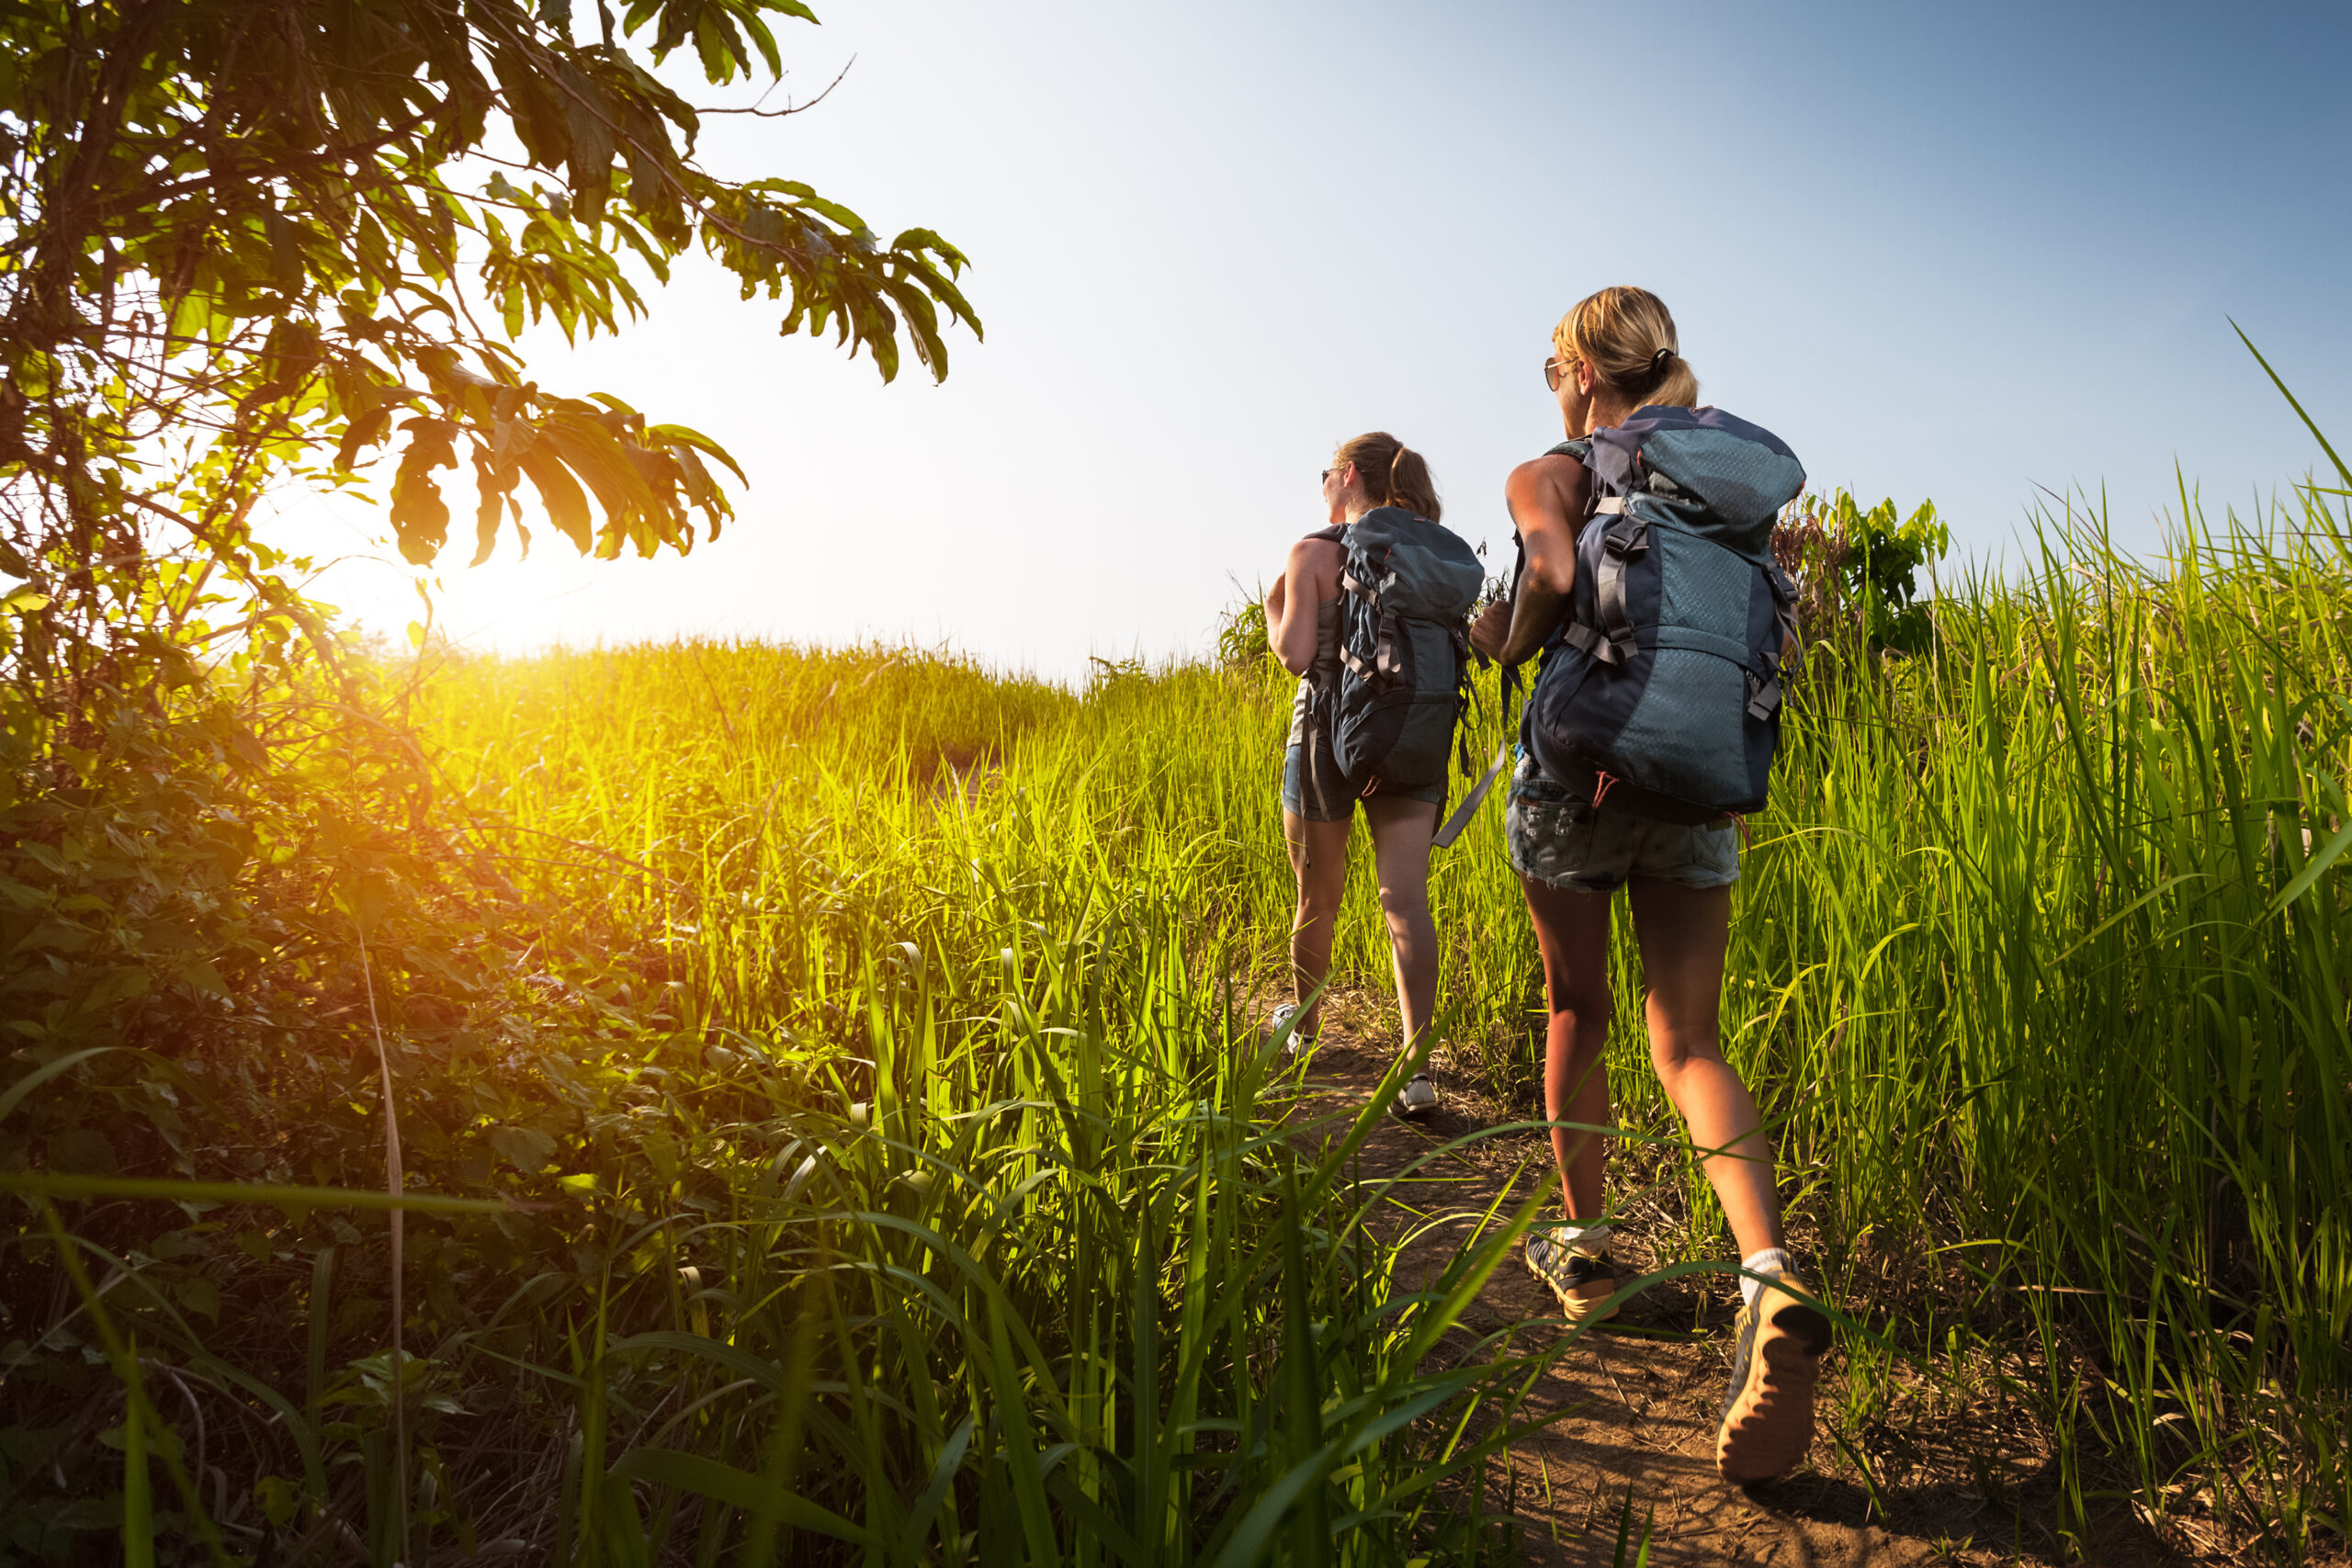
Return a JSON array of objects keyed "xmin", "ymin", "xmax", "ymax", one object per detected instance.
[{"xmin": 1577, "ymin": 393, "xmax": 1641, "ymax": 435}]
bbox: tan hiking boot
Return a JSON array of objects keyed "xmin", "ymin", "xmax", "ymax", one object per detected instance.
[{"xmin": 1715, "ymin": 1271, "xmax": 1832, "ymax": 1484}]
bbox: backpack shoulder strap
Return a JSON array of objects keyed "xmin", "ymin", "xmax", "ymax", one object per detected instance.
[
  {"xmin": 1551, "ymin": 513, "xmax": 1647, "ymax": 668},
  {"xmin": 1583, "ymin": 425, "xmax": 1645, "ymax": 501},
  {"xmin": 1543, "ymin": 436, "xmax": 1641, "ymax": 522},
  {"xmin": 1301, "ymin": 524, "xmax": 1349, "ymax": 545}
]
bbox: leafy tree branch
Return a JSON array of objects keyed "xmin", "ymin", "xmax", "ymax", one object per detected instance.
[{"xmin": 0, "ymin": 0, "xmax": 980, "ymax": 695}]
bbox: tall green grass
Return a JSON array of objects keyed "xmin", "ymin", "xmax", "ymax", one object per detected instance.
[
  {"xmin": 5, "ymin": 640, "xmax": 1569, "ymax": 1565},
  {"xmin": 8, "ymin": 455, "xmax": 2346, "ymax": 1559},
  {"xmin": 417, "ymin": 448, "xmax": 2349, "ymax": 1552},
  {"xmin": 1758, "ymin": 486, "xmax": 2350, "ymax": 1549}
]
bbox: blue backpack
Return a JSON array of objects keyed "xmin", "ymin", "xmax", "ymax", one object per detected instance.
[
  {"xmin": 1306, "ymin": 506, "xmax": 1485, "ymax": 793},
  {"xmin": 1516, "ymin": 407, "xmax": 1805, "ymax": 823}
]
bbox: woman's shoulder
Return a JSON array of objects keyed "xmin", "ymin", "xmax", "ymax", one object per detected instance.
[
  {"xmin": 1285, "ymin": 531, "xmax": 1346, "ymax": 578},
  {"xmin": 1511, "ymin": 437, "xmax": 1587, "ymax": 473},
  {"xmin": 1506, "ymin": 448, "xmax": 1590, "ymax": 529},
  {"xmin": 1508, "ymin": 446, "xmax": 1587, "ymax": 488}
]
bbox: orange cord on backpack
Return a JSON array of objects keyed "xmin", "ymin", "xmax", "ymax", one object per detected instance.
[{"xmin": 1591, "ymin": 771, "xmax": 1620, "ymax": 810}]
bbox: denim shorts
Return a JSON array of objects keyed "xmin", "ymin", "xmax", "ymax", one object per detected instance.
[{"xmin": 1503, "ymin": 751, "xmax": 1739, "ymax": 894}]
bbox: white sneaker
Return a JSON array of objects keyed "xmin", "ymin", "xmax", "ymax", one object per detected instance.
[
  {"xmin": 1267, "ymin": 1002, "xmax": 1314, "ymax": 1057},
  {"xmin": 1392, "ymin": 1072, "xmax": 1438, "ymax": 1120}
]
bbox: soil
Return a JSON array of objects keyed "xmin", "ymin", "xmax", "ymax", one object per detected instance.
[{"xmin": 1287, "ymin": 1011, "xmax": 2227, "ymax": 1568}]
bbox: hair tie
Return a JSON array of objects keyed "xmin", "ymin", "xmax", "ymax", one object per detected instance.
[{"xmin": 1650, "ymin": 347, "xmax": 1675, "ymax": 375}]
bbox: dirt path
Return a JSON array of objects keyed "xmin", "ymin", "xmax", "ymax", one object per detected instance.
[{"xmin": 1294, "ymin": 1029, "xmax": 2198, "ymax": 1567}]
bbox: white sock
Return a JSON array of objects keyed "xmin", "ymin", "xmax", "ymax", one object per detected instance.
[
  {"xmin": 1551, "ymin": 1222, "xmax": 1611, "ymax": 1255},
  {"xmin": 1739, "ymin": 1247, "xmax": 1793, "ymax": 1308}
]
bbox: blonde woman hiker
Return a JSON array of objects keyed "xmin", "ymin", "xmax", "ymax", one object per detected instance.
[
  {"xmin": 1262, "ymin": 434, "xmax": 1483, "ymax": 1119},
  {"xmin": 1466, "ymin": 287, "xmax": 1831, "ymax": 1485}
]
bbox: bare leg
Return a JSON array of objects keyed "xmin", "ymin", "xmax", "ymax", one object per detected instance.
[
  {"xmin": 1283, "ymin": 809, "xmax": 1351, "ymax": 1037},
  {"xmin": 1625, "ymin": 876, "xmax": 1783, "ymax": 1258},
  {"xmin": 1521, "ymin": 875, "xmax": 1616, "ymax": 1220},
  {"xmin": 1363, "ymin": 795, "xmax": 1440, "ymax": 1056}
]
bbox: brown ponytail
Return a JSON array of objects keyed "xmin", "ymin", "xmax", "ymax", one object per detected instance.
[{"xmin": 1329, "ymin": 431, "xmax": 1442, "ymax": 522}]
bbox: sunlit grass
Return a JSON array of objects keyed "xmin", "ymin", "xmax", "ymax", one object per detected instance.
[
  {"xmin": 374, "ymin": 639, "xmax": 1551, "ymax": 1563},
  {"xmin": 13, "ymin": 467, "xmax": 2345, "ymax": 1562},
  {"xmin": 416, "ymin": 453, "xmax": 2352, "ymax": 1558}
]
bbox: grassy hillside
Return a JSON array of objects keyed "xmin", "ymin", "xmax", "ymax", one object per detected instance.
[{"xmin": 1, "ymin": 481, "xmax": 2346, "ymax": 1562}]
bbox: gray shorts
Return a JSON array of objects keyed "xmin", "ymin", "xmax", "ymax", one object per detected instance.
[
  {"xmin": 1282, "ymin": 682, "xmax": 1446, "ymax": 823},
  {"xmin": 1504, "ymin": 752, "xmax": 1740, "ymax": 894}
]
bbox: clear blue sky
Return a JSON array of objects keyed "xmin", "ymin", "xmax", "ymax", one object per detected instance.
[{"xmin": 286, "ymin": 0, "xmax": 2352, "ymax": 680}]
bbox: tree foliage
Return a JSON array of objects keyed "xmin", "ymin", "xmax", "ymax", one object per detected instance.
[
  {"xmin": 1772, "ymin": 491, "xmax": 1949, "ymax": 657},
  {"xmin": 0, "ymin": 0, "xmax": 978, "ymax": 656}
]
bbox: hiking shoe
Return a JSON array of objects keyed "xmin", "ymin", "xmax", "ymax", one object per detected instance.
[
  {"xmin": 1391, "ymin": 1071, "xmax": 1438, "ymax": 1120},
  {"xmin": 1715, "ymin": 1271, "xmax": 1832, "ymax": 1484},
  {"xmin": 1267, "ymin": 1003, "xmax": 1315, "ymax": 1058},
  {"xmin": 1524, "ymin": 1226, "xmax": 1618, "ymax": 1325}
]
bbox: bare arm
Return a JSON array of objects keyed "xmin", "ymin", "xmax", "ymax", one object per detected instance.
[
  {"xmin": 1467, "ymin": 454, "xmax": 1589, "ymax": 666},
  {"xmin": 1269, "ymin": 537, "xmax": 1342, "ymax": 678}
]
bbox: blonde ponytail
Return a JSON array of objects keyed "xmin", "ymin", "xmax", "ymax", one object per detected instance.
[{"xmin": 1554, "ymin": 286, "xmax": 1701, "ymax": 410}]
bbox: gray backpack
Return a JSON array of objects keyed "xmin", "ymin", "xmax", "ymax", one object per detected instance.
[
  {"xmin": 1306, "ymin": 506, "xmax": 1485, "ymax": 793},
  {"xmin": 1518, "ymin": 406, "xmax": 1806, "ymax": 821}
]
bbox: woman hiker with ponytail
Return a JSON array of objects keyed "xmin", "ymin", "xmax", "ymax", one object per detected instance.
[
  {"xmin": 1262, "ymin": 433, "xmax": 1474, "ymax": 1121},
  {"xmin": 1467, "ymin": 287, "xmax": 1832, "ymax": 1485}
]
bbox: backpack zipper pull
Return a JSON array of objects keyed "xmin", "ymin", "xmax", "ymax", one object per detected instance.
[{"xmin": 1591, "ymin": 771, "xmax": 1620, "ymax": 810}]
